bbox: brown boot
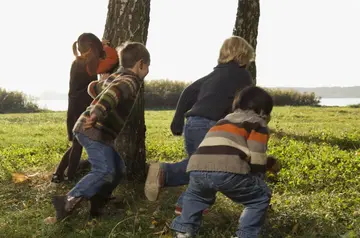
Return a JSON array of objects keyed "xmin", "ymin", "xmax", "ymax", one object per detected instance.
[
  {"xmin": 52, "ymin": 195, "xmax": 83, "ymax": 221},
  {"xmin": 89, "ymin": 195, "xmax": 109, "ymax": 218}
]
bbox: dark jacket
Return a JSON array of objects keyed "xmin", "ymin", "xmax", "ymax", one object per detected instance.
[
  {"xmin": 171, "ymin": 61, "xmax": 253, "ymax": 135},
  {"xmin": 66, "ymin": 45, "xmax": 119, "ymax": 141},
  {"xmin": 67, "ymin": 60, "xmax": 96, "ymax": 141}
]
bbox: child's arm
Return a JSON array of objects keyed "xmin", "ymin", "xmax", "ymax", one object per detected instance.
[
  {"xmin": 247, "ymin": 124, "xmax": 270, "ymax": 175},
  {"xmin": 89, "ymin": 76, "xmax": 138, "ymax": 122},
  {"xmin": 96, "ymin": 45, "xmax": 119, "ymax": 74},
  {"xmin": 266, "ymin": 156, "xmax": 281, "ymax": 174},
  {"xmin": 170, "ymin": 76, "xmax": 208, "ymax": 135},
  {"xmin": 87, "ymin": 80, "xmax": 104, "ymax": 99}
]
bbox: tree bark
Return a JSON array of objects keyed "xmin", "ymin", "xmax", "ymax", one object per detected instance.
[
  {"xmin": 103, "ymin": 0, "xmax": 151, "ymax": 182},
  {"xmin": 233, "ymin": 0, "xmax": 260, "ymax": 85}
]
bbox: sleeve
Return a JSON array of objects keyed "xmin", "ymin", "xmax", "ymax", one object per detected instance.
[
  {"xmin": 170, "ymin": 76, "xmax": 208, "ymax": 135},
  {"xmin": 90, "ymin": 77, "xmax": 138, "ymax": 122},
  {"xmin": 87, "ymin": 80, "xmax": 104, "ymax": 99},
  {"xmin": 96, "ymin": 45, "xmax": 119, "ymax": 74},
  {"xmin": 247, "ymin": 123, "xmax": 270, "ymax": 175}
]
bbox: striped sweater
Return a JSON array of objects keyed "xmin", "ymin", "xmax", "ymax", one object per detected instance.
[
  {"xmin": 73, "ymin": 68, "xmax": 141, "ymax": 146},
  {"xmin": 187, "ymin": 109, "xmax": 270, "ymax": 175}
]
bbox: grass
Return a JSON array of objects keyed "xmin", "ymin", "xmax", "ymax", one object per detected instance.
[{"xmin": 0, "ymin": 107, "xmax": 359, "ymax": 238}]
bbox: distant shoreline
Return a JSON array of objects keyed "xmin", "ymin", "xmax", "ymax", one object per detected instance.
[{"xmin": 35, "ymin": 98, "xmax": 360, "ymax": 111}]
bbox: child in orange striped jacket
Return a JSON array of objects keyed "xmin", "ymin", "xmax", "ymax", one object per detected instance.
[{"xmin": 171, "ymin": 86, "xmax": 275, "ymax": 238}]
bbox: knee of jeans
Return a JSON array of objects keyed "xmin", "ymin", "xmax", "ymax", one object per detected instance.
[{"xmin": 97, "ymin": 166, "xmax": 116, "ymax": 183}]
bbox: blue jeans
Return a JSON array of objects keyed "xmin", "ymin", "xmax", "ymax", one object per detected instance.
[
  {"xmin": 162, "ymin": 117, "xmax": 216, "ymax": 186},
  {"xmin": 171, "ymin": 172, "xmax": 271, "ymax": 237},
  {"xmin": 162, "ymin": 117, "xmax": 216, "ymax": 205},
  {"xmin": 68, "ymin": 133, "xmax": 125, "ymax": 199}
]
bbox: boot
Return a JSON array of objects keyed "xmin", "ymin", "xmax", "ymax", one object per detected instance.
[
  {"xmin": 52, "ymin": 195, "xmax": 83, "ymax": 221},
  {"xmin": 89, "ymin": 195, "xmax": 108, "ymax": 218}
]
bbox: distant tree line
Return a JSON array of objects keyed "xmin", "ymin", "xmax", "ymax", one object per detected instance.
[
  {"xmin": 144, "ymin": 80, "xmax": 320, "ymax": 109},
  {"xmin": 0, "ymin": 82, "xmax": 322, "ymax": 113}
]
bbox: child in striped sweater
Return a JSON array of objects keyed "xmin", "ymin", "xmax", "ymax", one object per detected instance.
[
  {"xmin": 51, "ymin": 41, "xmax": 150, "ymax": 221},
  {"xmin": 171, "ymin": 86, "xmax": 274, "ymax": 238}
]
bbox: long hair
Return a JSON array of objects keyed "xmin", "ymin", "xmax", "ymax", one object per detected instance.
[{"xmin": 72, "ymin": 33, "xmax": 105, "ymax": 75}]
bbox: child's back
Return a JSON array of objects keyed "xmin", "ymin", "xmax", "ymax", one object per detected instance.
[{"xmin": 171, "ymin": 86, "xmax": 274, "ymax": 238}]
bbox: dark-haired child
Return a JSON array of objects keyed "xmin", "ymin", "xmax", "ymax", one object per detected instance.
[
  {"xmin": 51, "ymin": 41, "xmax": 151, "ymax": 221},
  {"xmin": 52, "ymin": 33, "xmax": 118, "ymax": 183},
  {"xmin": 171, "ymin": 86, "xmax": 274, "ymax": 238}
]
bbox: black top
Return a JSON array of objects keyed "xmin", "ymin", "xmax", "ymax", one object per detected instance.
[
  {"xmin": 66, "ymin": 60, "xmax": 96, "ymax": 141},
  {"xmin": 170, "ymin": 61, "xmax": 253, "ymax": 135}
]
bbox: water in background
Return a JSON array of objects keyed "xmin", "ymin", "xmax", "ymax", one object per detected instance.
[
  {"xmin": 319, "ymin": 98, "xmax": 360, "ymax": 107},
  {"xmin": 36, "ymin": 98, "xmax": 360, "ymax": 111}
]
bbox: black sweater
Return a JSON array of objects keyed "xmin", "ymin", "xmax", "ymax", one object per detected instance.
[{"xmin": 170, "ymin": 61, "xmax": 253, "ymax": 135}]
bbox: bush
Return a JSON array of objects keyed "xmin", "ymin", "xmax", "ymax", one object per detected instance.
[
  {"xmin": 349, "ymin": 103, "xmax": 360, "ymax": 108},
  {"xmin": 144, "ymin": 80, "xmax": 320, "ymax": 109},
  {"xmin": 144, "ymin": 80, "xmax": 190, "ymax": 109},
  {"xmin": 0, "ymin": 88, "xmax": 40, "ymax": 113},
  {"xmin": 266, "ymin": 89, "xmax": 320, "ymax": 106}
]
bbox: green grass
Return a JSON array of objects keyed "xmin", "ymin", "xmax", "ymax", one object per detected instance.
[{"xmin": 0, "ymin": 107, "xmax": 359, "ymax": 238}]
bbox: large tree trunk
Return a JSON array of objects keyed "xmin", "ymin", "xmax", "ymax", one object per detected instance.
[
  {"xmin": 103, "ymin": 0, "xmax": 151, "ymax": 182},
  {"xmin": 233, "ymin": 0, "xmax": 260, "ymax": 85}
]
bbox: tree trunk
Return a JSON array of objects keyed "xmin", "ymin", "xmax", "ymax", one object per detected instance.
[
  {"xmin": 233, "ymin": 0, "xmax": 260, "ymax": 85},
  {"xmin": 103, "ymin": 0, "xmax": 151, "ymax": 182}
]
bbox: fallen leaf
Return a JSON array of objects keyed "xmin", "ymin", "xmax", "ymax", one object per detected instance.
[
  {"xmin": 43, "ymin": 216, "xmax": 57, "ymax": 225},
  {"xmin": 12, "ymin": 173, "xmax": 29, "ymax": 183}
]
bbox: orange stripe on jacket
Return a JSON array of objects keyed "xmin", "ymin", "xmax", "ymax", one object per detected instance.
[
  {"xmin": 248, "ymin": 130, "xmax": 268, "ymax": 144},
  {"xmin": 209, "ymin": 124, "xmax": 249, "ymax": 137}
]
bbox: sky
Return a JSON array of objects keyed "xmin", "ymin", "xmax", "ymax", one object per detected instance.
[{"xmin": 0, "ymin": 0, "xmax": 359, "ymax": 97}]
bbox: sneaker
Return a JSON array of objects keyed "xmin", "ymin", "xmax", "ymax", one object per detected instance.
[
  {"xmin": 174, "ymin": 232, "xmax": 193, "ymax": 238},
  {"xmin": 51, "ymin": 174, "xmax": 64, "ymax": 183},
  {"xmin": 144, "ymin": 163, "xmax": 164, "ymax": 201},
  {"xmin": 174, "ymin": 206, "xmax": 209, "ymax": 216}
]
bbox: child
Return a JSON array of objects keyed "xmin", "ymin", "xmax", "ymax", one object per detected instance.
[
  {"xmin": 171, "ymin": 86, "xmax": 273, "ymax": 238},
  {"xmin": 52, "ymin": 33, "xmax": 118, "ymax": 183},
  {"xmin": 51, "ymin": 41, "xmax": 150, "ymax": 220},
  {"xmin": 145, "ymin": 36, "xmax": 255, "ymax": 215}
]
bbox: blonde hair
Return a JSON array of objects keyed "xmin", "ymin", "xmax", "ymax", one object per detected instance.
[{"xmin": 218, "ymin": 36, "xmax": 255, "ymax": 66}]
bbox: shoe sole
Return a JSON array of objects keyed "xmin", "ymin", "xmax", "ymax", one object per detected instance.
[{"xmin": 144, "ymin": 163, "xmax": 161, "ymax": 201}]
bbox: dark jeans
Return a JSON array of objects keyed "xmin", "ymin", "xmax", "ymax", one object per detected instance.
[
  {"xmin": 55, "ymin": 138, "xmax": 83, "ymax": 180},
  {"xmin": 171, "ymin": 171, "xmax": 271, "ymax": 237},
  {"xmin": 68, "ymin": 133, "xmax": 125, "ymax": 199},
  {"xmin": 161, "ymin": 116, "xmax": 216, "ymax": 206}
]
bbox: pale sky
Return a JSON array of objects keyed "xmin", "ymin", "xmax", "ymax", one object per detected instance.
[{"xmin": 0, "ymin": 0, "xmax": 359, "ymax": 96}]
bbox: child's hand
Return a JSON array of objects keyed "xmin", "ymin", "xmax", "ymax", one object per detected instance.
[
  {"xmin": 102, "ymin": 39, "xmax": 110, "ymax": 46},
  {"xmin": 99, "ymin": 73, "xmax": 110, "ymax": 81},
  {"xmin": 266, "ymin": 156, "xmax": 281, "ymax": 175},
  {"xmin": 84, "ymin": 113, "xmax": 97, "ymax": 129}
]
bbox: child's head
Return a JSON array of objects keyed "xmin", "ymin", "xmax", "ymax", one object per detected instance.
[
  {"xmin": 218, "ymin": 36, "xmax": 255, "ymax": 67},
  {"xmin": 72, "ymin": 33, "xmax": 105, "ymax": 75},
  {"xmin": 232, "ymin": 86, "xmax": 273, "ymax": 123},
  {"xmin": 117, "ymin": 41, "xmax": 150, "ymax": 80}
]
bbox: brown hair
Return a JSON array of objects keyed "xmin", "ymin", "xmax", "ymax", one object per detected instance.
[
  {"xmin": 117, "ymin": 41, "xmax": 150, "ymax": 68},
  {"xmin": 218, "ymin": 36, "xmax": 255, "ymax": 67},
  {"xmin": 72, "ymin": 33, "xmax": 105, "ymax": 75}
]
